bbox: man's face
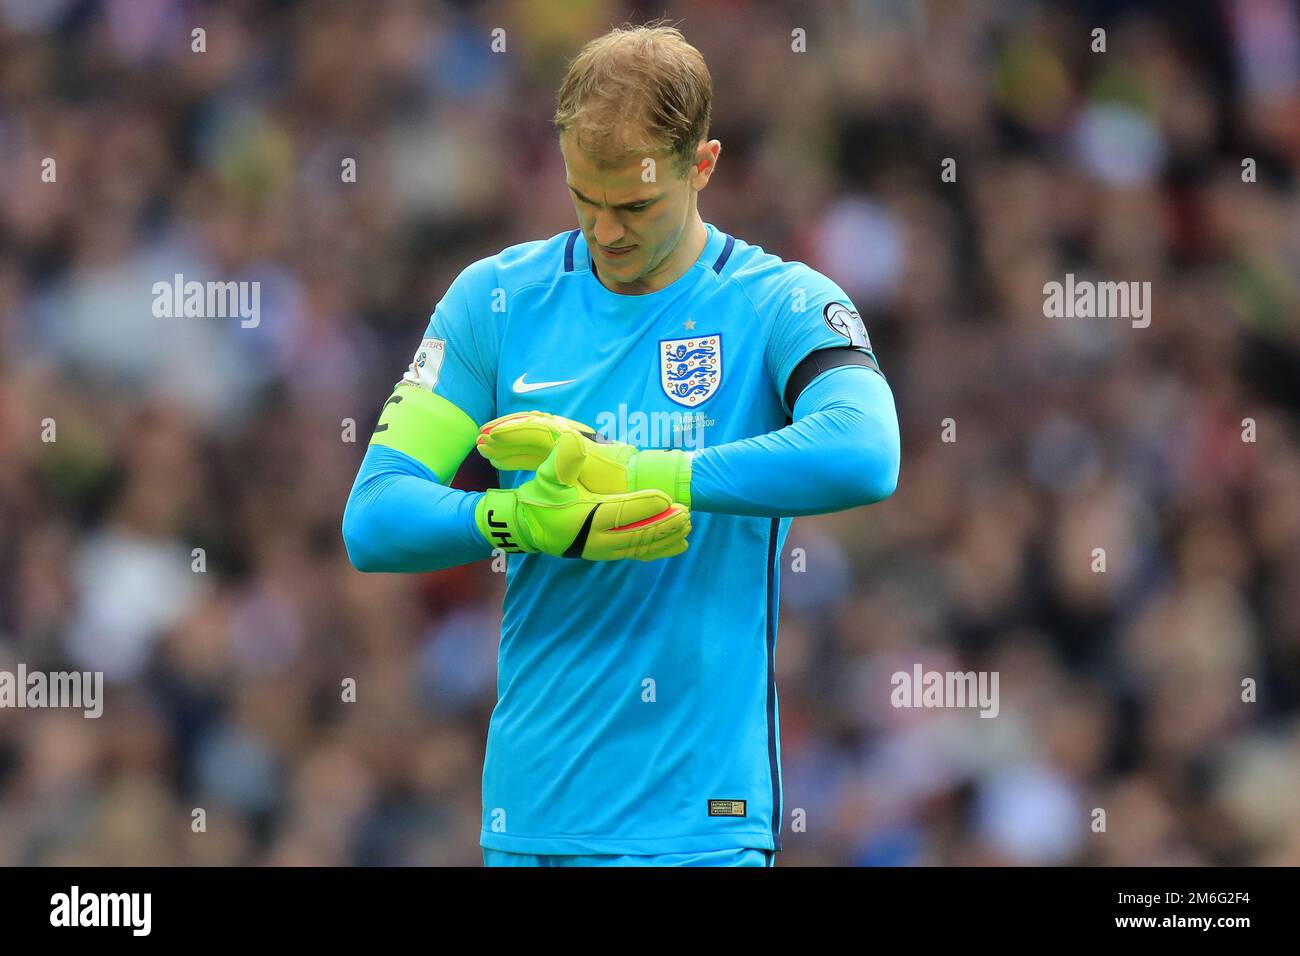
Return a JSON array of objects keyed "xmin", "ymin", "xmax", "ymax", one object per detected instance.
[{"xmin": 560, "ymin": 130, "xmax": 702, "ymax": 293}]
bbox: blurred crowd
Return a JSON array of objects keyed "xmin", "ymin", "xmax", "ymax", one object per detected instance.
[{"xmin": 2, "ymin": 0, "xmax": 1300, "ymax": 866}]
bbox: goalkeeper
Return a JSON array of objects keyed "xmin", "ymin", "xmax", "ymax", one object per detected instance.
[{"xmin": 342, "ymin": 22, "xmax": 900, "ymax": 867}]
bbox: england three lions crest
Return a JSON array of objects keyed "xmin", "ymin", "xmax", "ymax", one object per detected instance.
[{"xmin": 660, "ymin": 334, "xmax": 722, "ymax": 407}]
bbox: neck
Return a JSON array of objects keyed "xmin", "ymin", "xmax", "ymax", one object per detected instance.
[{"xmin": 598, "ymin": 214, "xmax": 708, "ymax": 295}]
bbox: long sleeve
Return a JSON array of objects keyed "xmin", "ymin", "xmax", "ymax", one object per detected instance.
[
  {"xmin": 689, "ymin": 364, "xmax": 899, "ymax": 517},
  {"xmin": 342, "ymin": 444, "xmax": 489, "ymax": 573},
  {"xmin": 342, "ymin": 255, "xmax": 501, "ymax": 573}
]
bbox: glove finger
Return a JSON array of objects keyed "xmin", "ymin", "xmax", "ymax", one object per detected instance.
[
  {"xmin": 559, "ymin": 417, "xmax": 599, "ymax": 441},
  {"xmin": 480, "ymin": 410, "xmax": 544, "ymax": 433},
  {"xmin": 616, "ymin": 512, "xmax": 690, "ymax": 559},
  {"xmin": 628, "ymin": 506, "xmax": 689, "ymax": 541},
  {"xmin": 633, "ymin": 535, "xmax": 690, "ymax": 561},
  {"xmin": 480, "ymin": 411, "xmax": 598, "ymax": 442},
  {"xmin": 549, "ymin": 431, "xmax": 589, "ymax": 486},
  {"xmin": 477, "ymin": 413, "xmax": 559, "ymax": 470},
  {"xmin": 583, "ymin": 508, "xmax": 689, "ymax": 560},
  {"xmin": 590, "ymin": 489, "xmax": 675, "ymax": 530},
  {"xmin": 477, "ymin": 443, "xmax": 549, "ymax": 471},
  {"xmin": 603, "ymin": 507, "xmax": 689, "ymax": 560}
]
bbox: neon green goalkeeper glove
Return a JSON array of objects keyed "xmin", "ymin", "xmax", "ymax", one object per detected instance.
[
  {"xmin": 476, "ymin": 411, "xmax": 692, "ymax": 507},
  {"xmin": 474, "ymin": 431, "xmax": 690, "ymax": 560}
]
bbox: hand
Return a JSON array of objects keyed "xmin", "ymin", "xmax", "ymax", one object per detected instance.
[
  {"xmin": 476, "ymin": 410, "xmax": 692, "ymax": 507},
  {"xmin": 474, "ymin": 431, "xmax": 690, "ymax": 560}
]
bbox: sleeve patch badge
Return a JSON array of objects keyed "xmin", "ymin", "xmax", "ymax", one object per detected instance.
[
  {"xmin": 822, "ymin": 302, "xmax": 871, "ymax": 351},
  {"xmin": 401, "ymin": 337, "xmax": 447, "ymax": 391}
]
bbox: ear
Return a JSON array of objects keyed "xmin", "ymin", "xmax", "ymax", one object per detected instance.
[{"xmin": 690, "ymin": 140, "xmax": 721, "ymax": 189}]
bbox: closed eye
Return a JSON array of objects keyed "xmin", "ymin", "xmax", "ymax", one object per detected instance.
[{"xmin": 569, "ymin": 187, "xmax": 658, "ymax": 212}]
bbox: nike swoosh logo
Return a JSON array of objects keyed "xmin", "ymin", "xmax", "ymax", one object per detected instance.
[{"xmin": 513, "ymin": 374, "xmax": 576, "ymax": 394}]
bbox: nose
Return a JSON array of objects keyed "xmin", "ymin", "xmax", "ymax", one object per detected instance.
[{"xmin": 591, "ymin": 209, "xmax": 625, "ymax": 247}]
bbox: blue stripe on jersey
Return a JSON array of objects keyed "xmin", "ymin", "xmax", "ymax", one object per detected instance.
[
  {"xmin": 712, "ymin": 233, "xmax": 736, "ymax": 274},
  {"xmin": 563, "ymin": 229, "xmax": 579, "ymax": 272},
  {"xmin": 765, "ymin": 516, "xmax": 782, "ymax": 850}
]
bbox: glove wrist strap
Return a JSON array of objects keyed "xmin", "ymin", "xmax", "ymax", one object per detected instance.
[
  {"xmin": 475, "ymin": 489, "xmax": 533, "ymax": 553},
  {"xmin": 631, "ymin": 450, "xmax": 692, "ymax": 508}
]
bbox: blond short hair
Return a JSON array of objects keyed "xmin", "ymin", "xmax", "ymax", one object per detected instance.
[{"xmin": 554, "ymin": 22, "xmax": 712, "ymax": 173}]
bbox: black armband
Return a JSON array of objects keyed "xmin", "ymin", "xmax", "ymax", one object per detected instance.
[{"xmin": 784, "ymin": 347, "xmax": 884, "ymax": 414}]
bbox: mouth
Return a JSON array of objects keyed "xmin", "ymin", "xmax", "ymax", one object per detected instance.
[{"xmin": 599, "ymin": 244, "xmax": 636, "ymax": 260}]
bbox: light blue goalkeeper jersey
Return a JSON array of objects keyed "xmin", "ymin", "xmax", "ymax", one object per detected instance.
[{"xmin": 412, "ymin": 223, "xmax": 876, "ymax": 855}]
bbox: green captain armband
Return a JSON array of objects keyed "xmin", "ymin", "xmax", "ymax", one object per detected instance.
[{"xmin": 369, "ymin": 385, "xmax": 481, "ymax": 482}]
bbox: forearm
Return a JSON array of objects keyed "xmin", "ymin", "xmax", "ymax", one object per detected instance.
[
  {"xmin": 689, "ymin": 365, "xmax": 899, "ymax": 517},
  {"xmin": 342, "ymin": 444, "xmax": 490, "ymax": 572}
]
